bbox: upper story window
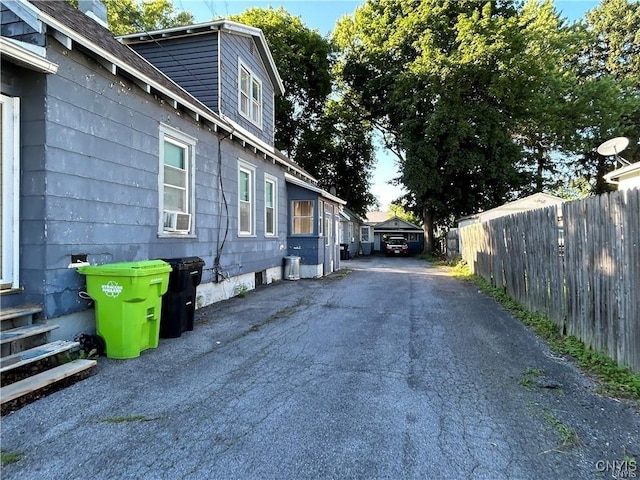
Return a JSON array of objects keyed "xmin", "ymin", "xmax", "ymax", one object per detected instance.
[
  {"xmin": 238, "ymin": 160, "xmax": 256, "ymax": 236},
  {"xmin": 265, "ymin": 175, "xmax": 277, "ymax": 236},
  {"xmin": 292, "ymin": 200, "xmax": 314, "ymax": 235},
  {"xmin": 239, "ymin": 62, "xmax": 262, "ymax": 128},
  {"xmin": 159, "ymin": 124, "xmax": 195, "ymax": 236}
]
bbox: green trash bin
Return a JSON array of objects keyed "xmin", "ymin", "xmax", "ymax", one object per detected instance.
[{"xmin": 78, "ymin": 260, "xmax": 172, "ymax": 359}]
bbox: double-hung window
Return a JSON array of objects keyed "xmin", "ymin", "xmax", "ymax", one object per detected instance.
[
  {"xmin": 159, "ymin": 124, "xmax": 195, "ymax": 235},
  {"xmin": 265, "ymin": 175, "xmax": 277, "ymax": 236},
  {"xmin": 239, "ymin": 62, "xmax": 262, "ymax": 127},
  {"xmin": 1, "ymin": 94, "xmax": 20, "ymax": 290},
  {"xmin": 238, "ymin": 161, "xmax": 255, "ymax": 235},
  {"xmin": 361, "ymin": 226, "xmax": 371, "ymax": 243},
  {"xmin": 292, "ymin": 200, "xmax": 314, "ymax": 235}
]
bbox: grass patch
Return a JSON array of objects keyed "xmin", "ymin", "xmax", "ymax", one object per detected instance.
[
  {"xmin": 235, "ymin": 283, "xmax": 249, "ymax": 298},
  {"xmin": 520, "ymin": 367, "xmax": 544, "ymax": 390},
  {"xmin": 101, "ymin": 415, "xmax": 158, "ymax": 423},
  {"xmin": 1, "ymin": 450, "xmax": 23, "ymax": 466},
  {"xmin": 442, "ymin": 260, "xmax": 640, "ymax": 402},
  {"xmin": 326, "ymin": 268, "xmax": 352, "ymax": 281},
  {"xmin": 543, "ymin": 412, "xmax": 581, "ymax": 449}
]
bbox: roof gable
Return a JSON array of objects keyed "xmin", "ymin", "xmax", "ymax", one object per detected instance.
[
  {"xmin": 119, "ymin": 20, "xmax": 285, "ymax": 96},
  {"xmin": 375, "ymin": 216, "xmax": 422, "ymax": 231}
]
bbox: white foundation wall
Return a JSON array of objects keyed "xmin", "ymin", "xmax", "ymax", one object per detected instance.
[
  {"xmin": 196, "ymin": 265, "xmax": 282, "ymax": 308},
  {"xmin": 300, "ymin": 264, "xmax": 323, "ymax": 279}
]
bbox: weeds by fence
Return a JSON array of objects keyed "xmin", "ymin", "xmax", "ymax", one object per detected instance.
[{"xmin": 460, "ymin": 188, "xmax": 640, "ymax": 373}]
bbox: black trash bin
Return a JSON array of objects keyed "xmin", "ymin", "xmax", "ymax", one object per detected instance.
[
  {"xmin": 340, "ymin": 243, "xmax": 350, "ymax": 260},
  {"xmin": 159, "ymin": 256, "xmax": 205, "ymax": 338}
]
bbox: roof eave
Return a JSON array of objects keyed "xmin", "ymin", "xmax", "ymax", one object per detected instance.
[{"xmin": 0, "ymin": 36, "xmax": 58, "ymax": 73}]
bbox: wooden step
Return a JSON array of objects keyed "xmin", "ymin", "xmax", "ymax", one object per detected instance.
[
  {"xmin": 0, "ymin": 305, "xmax": 43, "ymax": 330},
  {"xmin": 0, "ymin": 359, "xmax": 96, "ymax": 405},
  {"xmin": 0, "ymin": 323, "xmax": 58, "ymax": 346},
  {"xmin": 0, "ymin": 340, "xmax": 80, "ymax": 373}
]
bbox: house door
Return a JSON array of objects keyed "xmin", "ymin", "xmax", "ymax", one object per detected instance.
[
  {"xmin": 0, "ymin": 94, "xmax": 20, "ymax": 290},
  {"xmin": 323, "ymin": 203, "xmax": 334, "ymax": 274},
  {"xmin": 374, "ymin": 233, "xmax": 381, "ymax": 252}
]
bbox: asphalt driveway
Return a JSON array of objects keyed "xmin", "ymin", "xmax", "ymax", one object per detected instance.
[{"xmin": 1, "ymin": 256, "xmax": 638, "ymax": 479}]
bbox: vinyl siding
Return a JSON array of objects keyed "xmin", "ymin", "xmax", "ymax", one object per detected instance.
[{"xmin": 128, "ymin": 33, "xmax": 220, "ymax": 112}]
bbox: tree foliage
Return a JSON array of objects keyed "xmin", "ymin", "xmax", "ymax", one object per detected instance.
[
  {"xmin": 335, "ymin": 0, "xmax": 640, "ymax": 250},
  {"xmin": 570, "ymin": 0, "xmax": 640, "ymax": 193},
  {"xmin": 335, "ymin": 0, "xmax": 534, "ymax": 250},
  {"xmin": 388, "ymin": 203, "xmax": 422, "ymax": 226},
  {"xmin": 102, "ymin": 0, "xmax": 194, "ymax": 35}
]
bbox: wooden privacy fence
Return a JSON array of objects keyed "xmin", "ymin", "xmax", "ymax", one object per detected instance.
[{"xmin": 460, "ymin": 189, "xmax": 640, "ymax": 373}]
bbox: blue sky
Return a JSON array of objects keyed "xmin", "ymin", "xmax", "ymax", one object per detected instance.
[{"xmin": 176, "ymin": 0, "xmax": 601, "ymax": 209}]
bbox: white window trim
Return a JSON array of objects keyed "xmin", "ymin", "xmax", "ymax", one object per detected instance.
[
  {"xmin": 238, "ymin": 160, "xmax": 256, "ymax": 236},
  {"xmin": 158, "ymin": 124, "xmax": 196, "ymax": 237},
  {"xmin": 361, "ymin": 225, "xmax": 371, "ymax": 243},
  {"xmin": 238, "ymin": 60, "xmax": 263, "ymax": 129},
  {"xmin": 264, "ymin": 174, "xmax": 277, "ymax": 237},
  {"xmin": 1, "ymin": 94, "xmax": 20, "ymax": 290},
  {"xmin": 292, "ymin": 199, "xmax": 314, "ymax": 235}
]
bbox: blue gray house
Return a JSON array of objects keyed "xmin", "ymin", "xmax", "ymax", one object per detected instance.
[{"xmin": 0, "ymin": 0, "xmax": 343, "ymax": 340}]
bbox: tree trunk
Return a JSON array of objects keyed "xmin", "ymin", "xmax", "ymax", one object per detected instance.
[{"xmin": 422, "ymin": 209, "xmax": 434, "ymax": 253}]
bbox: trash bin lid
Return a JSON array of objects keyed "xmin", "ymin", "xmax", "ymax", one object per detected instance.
[
  {"xmin": 77, "ymin": 260, "xmax": 171, "ymax": 277},
  {"xmin": 160, "ymin": 256, "xmax": 205, "ymax": 268}
]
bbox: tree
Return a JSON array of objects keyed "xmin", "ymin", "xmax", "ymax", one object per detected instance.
[
  {"xmin": 335, "ymin": 0, "xmax": 532, "ymax": 251},
  {"xmin": 102, "ymin": 0, "xmax": 194, "ymax": 35},
  {"xmin": 512, "ymin": 0, "xmax": 585, "ymax": 194},
  {"xmin": 388, "ymin": 203, "xmax": 422, "ymax": 226},
  {"xmin": 571, "ymin": 0, "xmax": 640, "ymax": 193}
]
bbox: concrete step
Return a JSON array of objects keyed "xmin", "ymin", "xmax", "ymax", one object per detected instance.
[
  {"xmin": 0, "ymin": 340, "xmax": 80, "ymax": 373},
  {"xmin": 0, "ymin": 359, "xmax": 96, "ymax": 406}
]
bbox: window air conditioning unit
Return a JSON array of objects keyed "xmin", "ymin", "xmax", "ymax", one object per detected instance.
[{"xmin": 163, "ymin": 210, "xmax": 191, "ymax": 233}]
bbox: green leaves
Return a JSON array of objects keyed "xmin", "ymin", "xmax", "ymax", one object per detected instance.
[
  {"xmin": 335, "ymin": 0, "xmax": 639, "ymax": 248},
  {"xmin": 103, "ymin": 0, "xmax": 194, "ymax": 35}
]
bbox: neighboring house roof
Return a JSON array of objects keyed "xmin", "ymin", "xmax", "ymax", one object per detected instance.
[
  {"xmin": 17, "ymin": 0, "xmax": 314, "ymax": 185},
  {"xmin": 603, "ymin": 161, "xmax": 640, "ymax": 189},
  {"xmin": 365, "ymin": 211, "xmax": 390, "ymax": 225},
  {"xmin": 340, "ymin": 207, "xmax": 365, "ymax": 223},
  {"xmin": 119, "ymin": 20, "xmax": 285, "ymax": 96},
  {"xmin": 284, "ymin": 173, "xmax": 346, "ymax": 205},
  {"xmin": 458, "ymin": 193, "xmax": 565, "ymax": 225},
  {"xmin": 374, "ymin": 215, "xmax": 422, "ymax": 232}
]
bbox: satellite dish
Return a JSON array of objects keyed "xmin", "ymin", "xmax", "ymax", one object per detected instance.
[{"xmin": 597, "ymin": 137, "xmax": 631, "ymax": 167}]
